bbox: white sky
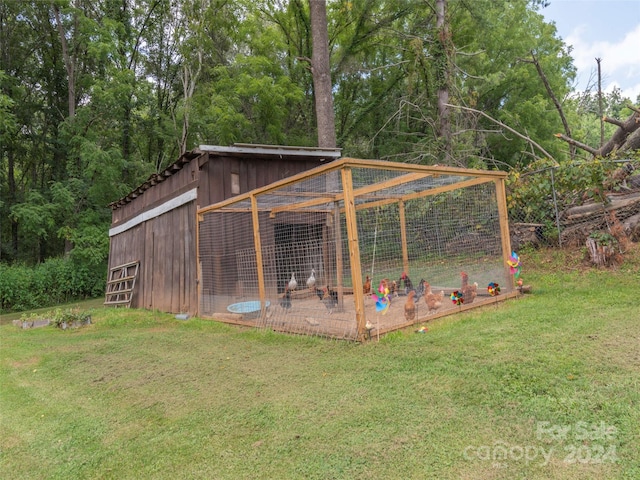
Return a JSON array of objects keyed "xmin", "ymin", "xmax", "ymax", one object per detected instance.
[{"xmin": 540, "ymin": 0, "xmax": 640, "ymax": 102}]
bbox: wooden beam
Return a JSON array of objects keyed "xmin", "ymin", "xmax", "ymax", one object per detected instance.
[
  {"xmin": 199, "ymin": 157, "xmax": 506, "ymax": 217},
  {"xmin": 494, "ymin": 178, "xmax": 514, "ymax": 289},
  {"xmin": 399, "ymin": 200, "xmax": 409, "ymax": 274},
  {"xmin": 270, "ymin": 172, "xmax": 431, "ymax": 217},
  {"xmin": 402, "ymin": 176, "xmax": 493, "ymax": 201},
  {"xmin": 352, "ymin": 171, "xmax": 433, "ymax": 197},
  {"xmin": 269, "ymin": 194, "xmax": 338, "ymax": 218},
  {"xmin": 250, "ymin": 194, "xmax": 268, "ymax": 316},
  {"xmin": 350, "ymin": 177, "xmax": 494, "ymax": 213},
  {"xmin": 340, "ymin": 167, "xmax": 366, "ymax": 341}
]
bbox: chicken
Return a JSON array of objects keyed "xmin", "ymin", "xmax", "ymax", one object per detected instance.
[
  {"xmin": 288, "ymin": 272, "xmax": 298, "ymax": 291},
  {"xmin": 306, "ymin": 268, "xmax": 316, "ymax": 290},
  {"xmin": 399, "ymin": 272, "xmax": 414, "ymax": 295},
  {"xmin": 363, "ymin": 275, "xmax": 371, "ymax": 295},
  {"xmin": 423, "ymin": 281, "xmax": 444, "ymax": 314},
  {"xmin": 415, "ymin": 279, "xmax": 426, "ymax": 298},
  {"xmin": 460, "ymin": 271, "xmax": 478, "ymax": 304},
  {"xmin": 280, "ymin": 286, "xmax": 292, "ymax": 311},
  {"xmin": 404, "ymin": 290, "xmax": 417, "ymax": 321},
  {"xmin": 316, "ymin": 285, "xmax": 338, "ymax": 314}
]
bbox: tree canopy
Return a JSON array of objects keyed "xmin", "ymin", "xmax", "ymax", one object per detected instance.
[{"xmin": 1, "ymin": 0, "xmax": 637, "ymax": 265}]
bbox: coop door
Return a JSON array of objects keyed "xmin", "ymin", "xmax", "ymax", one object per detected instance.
[{"xmin": 274, "ymin": 223, "xmax": 324, "ymax": 293}]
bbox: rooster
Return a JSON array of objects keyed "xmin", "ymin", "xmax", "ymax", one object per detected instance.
[
  {"xmin": 363, "ymin": 275, "xmax": 371, "ymax": 295},
  {"xmin": 316, "ymin": 285, "xmax": 338, "ymax": 314},
  {"xmin": 460, "ymin": 272, "xmax": 478, "ymax": 304},
  {"xmin": 399, "ymin": 272, "xmax": 414, "ymax": 295},
  {"xmin": 404, "ymin": 290, "xmax": 417, "ymax": 321},
  {"xmin": 423, "ymin": 281, "xmax": 444, "ymax": 314}
]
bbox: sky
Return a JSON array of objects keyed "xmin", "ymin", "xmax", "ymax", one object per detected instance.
[{"xmin": 539, "ymin": 0, "xmax": 640, "ymax": 102}]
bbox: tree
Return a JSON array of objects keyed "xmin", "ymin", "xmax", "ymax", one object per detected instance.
[{"xmin": 309, "ymin": 0, "xmax": 336, "ymax": 148}]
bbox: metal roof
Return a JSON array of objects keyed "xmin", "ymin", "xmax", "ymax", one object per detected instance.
[{"xmin": 198, "ymin": 143, "xmax": 342, "ymax": 161}]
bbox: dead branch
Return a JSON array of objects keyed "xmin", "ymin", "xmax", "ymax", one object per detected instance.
[
  {"xmin": 603, "ymin": 116, "xmax": 625, "ymax": 128},
  {"xmin": 443, "ymin": 103, "xmax": 556, "ymax": 162},
  {"xmin": 553, "ymin": 133, "xmax": 598, "ymax": 155},
  {"xmin": 628, "ymin": 105, "xmax": 640, "ymax": 115},
  {"xmin": 620, "ymin": 127, "xmax": 640, "ymax": 152},
  {"xmin": 528, "ymin": 51, "xmax": 575, "ymax": 158},
  {"xmin": 598, "ymin": 111, "xmax": 640, "ymax": 156}
]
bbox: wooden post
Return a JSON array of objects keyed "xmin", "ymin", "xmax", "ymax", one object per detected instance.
[
  {"xmin": 196, "ymin": 211, "xmax": 203, "ymax": 316},
  {"xmin": 250, "ymin": 194, "xmax": 267, "ymax": 314},
  {"xmin": 398, "ymin": 200, "xmax": 409, "ymax": 274},
  {"xmin": 333, "ymin": 203, "xmax": 344, "ymax": 308},
  {"xmin": 341, "ymin": 167, "xmax": 366, "ymax": 340},
  {"xmin": 494, "ymin": 178, "xmax": 514, "ymax": 289}
]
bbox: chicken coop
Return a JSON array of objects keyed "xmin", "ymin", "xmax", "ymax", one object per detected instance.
[{"xmin": 198, "ymin": 157, "xmax": 518, "ymax": 341}]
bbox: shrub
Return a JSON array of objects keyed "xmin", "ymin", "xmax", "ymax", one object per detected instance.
[{"xmin": 0, "ymin": 257, "xmax": 106, "ymax": 314}]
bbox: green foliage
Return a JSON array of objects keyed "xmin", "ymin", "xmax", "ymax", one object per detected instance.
[
  {"xmin": 0, "ymin": 257, "xmax": 105, "ymax": 314},
  {"xmin": 49, "ymin": 307, "xmax": 93, "ymax": 329},
  {"xmin": 507, "ymin": 157, "xmax": 640, "ymax": 243},
  {"xmin": 1, "ymin": 0, "xmax": 638, "ymax": 276}
]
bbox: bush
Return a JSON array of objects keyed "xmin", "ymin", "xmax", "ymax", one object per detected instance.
[{"xmin": 0, "ymin": 257, "xmax": 106, "ymax": 313}]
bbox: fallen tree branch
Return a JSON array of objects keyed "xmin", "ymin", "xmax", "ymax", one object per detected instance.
[
  {"xmin": 553, "ymin": 133, "xmax": 598, "ymax": 155},
  {"xmin": 603, "ymin": 116, "xmax": 625, "ymax": 128},
  {"xmin": 598, "ymin": 111, "xmax": 640, "ymax": 156},
  {"xmin": 527, "ymin": 51, "xmax": 575, "ymax": 158},
  {"xmin": 443, "ymin": 103, "xmax": 556, "ymax": 162}
]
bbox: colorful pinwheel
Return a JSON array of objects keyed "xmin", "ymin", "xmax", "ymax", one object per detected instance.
[
  {"xmin": 450, "ymin": 290, "xmax": 464, "ymax": 305},
  {"xmin": 507, "ymin": 251, "xmax": 521, "ymax": 279},
  {"xmin": 371, "ymin": 280, "xmax": 391, "ymax": 314},
  {"xmin": 487, "ymin": 282, "xmax": 501, "ymax": 296}
]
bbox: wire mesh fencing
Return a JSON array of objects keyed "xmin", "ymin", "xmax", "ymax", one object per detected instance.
[
  {"xmin": 198, "ymin": 159, "xmax": 517, "ymax": 341},
  {"xmin": 507, "ymin": 158, "xmax": 640, "ymax": 252}
]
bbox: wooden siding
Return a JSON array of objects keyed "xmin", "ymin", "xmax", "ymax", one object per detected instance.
[
  {"xmin": 198, "ymin": 155, "xmax": 325, "ymax": 206},
  {"xmin": 110, "ymin": 154, "xmax": 202, "ymax": 225},
  {"xmin": 107, "ymin": 201, "xmax": 197, "ymax": 314},
  {"xmin": 109, "ymin": 149, "xmax": 330, "ymax": 315}
]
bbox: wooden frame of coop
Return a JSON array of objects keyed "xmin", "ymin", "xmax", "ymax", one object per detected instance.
[{"xmin": 197, "ymin": 157, "xmax": 518, "ymax": 341}]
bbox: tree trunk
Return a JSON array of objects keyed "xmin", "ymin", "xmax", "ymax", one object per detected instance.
[
  {"xmin": 529, "ymin": 51, "xmax": 575, "ymax": 159},
  {"xmin": 435, "ymin": 0, "xmax": 452, "ymax": 163},
  {"xmin": 52, "ymin": 4, "xmax": 75, "ymax": 119},
  {"xmin": 309, "ymin": 0, "xmax": 336, "ymax": 148}
]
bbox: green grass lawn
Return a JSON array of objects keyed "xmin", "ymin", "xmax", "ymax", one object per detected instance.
[{"xmin": 1, "ymin": 247, "xmax": 639, "ymax": 479}]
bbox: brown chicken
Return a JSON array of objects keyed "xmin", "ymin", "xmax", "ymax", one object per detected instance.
[
  {"xmin": 460, "ymin": 271, "xmax": 478, "ymax": 304},
  {"xmin": 404, "ymin": 290, "xmax": 417, "ymax": 321},
  {"xmin": 423, "ymin": 281, "xmax": 444, "ymax": 314},
  {"xmin": 363, "ymin": 275, "xmax": 371, "ymax": 294}
]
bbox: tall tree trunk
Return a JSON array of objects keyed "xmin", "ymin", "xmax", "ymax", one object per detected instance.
[
  {"xmin": 52, "ymin": 3, "xmax": 75, "ymax": 119},
  {"xmin": 597, "ymin": 57, "xmax": 604, "ymax": 147},
  {"xmin": 435, "ymin": 0, "xmax": 452, "ymax": 164},
  {"xmin": 8, "ymin": 149, "xmax": 18, "ymax": 259},
  {"xmin": 309, "ymin": 0, "xmax": 336, "ymax": 148}
]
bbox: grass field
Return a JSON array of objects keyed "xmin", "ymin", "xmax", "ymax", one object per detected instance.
[{"xmin": 1, "ymin": 247, "xmax": 639, "ymax": 479}]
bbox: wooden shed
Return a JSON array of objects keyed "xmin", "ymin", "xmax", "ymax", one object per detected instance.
[{"xmin": 106, "ymin": 144, "xmax": 342, "ymax": 314}]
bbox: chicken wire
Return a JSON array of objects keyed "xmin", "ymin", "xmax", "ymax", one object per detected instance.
[
  {"xmin": 198, "ymin": 159, "xmax": 517, "ymax": 341},
  {"xmin": 507, "ymin": 159, "xmax": 640, "ymax": 250}
]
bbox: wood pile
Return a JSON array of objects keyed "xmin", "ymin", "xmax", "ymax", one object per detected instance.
[{"xmin": 559, "ymin": 188, "xmax": 640, "ymax": 246}]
